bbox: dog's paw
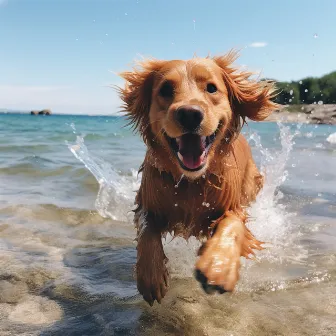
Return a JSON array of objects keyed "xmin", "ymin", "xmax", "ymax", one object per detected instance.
[
  {"xmin": 195, "ymin": 235, "xmax": 240, "ymax": 294},
  {"xmin": 136, "ymin": 259, "xmax": 169, "ymax": 306}
]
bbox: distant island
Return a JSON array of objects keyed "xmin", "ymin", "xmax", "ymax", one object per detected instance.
[{"xmin": 30, "ymin": 109, "xmax": 52, "ymax": 115}]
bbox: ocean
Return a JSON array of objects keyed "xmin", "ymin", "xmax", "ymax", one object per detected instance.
[{"xmin": 0, "ymin": 113, "xmax": 335, "ymax": 335}]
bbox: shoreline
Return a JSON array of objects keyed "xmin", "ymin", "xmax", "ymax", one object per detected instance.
[{"xmin": 265, "ymin": 104, "xmax": 336, "ymax": 125}]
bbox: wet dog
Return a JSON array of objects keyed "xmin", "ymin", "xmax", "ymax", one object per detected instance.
[{"xmin": 118, "ymin": 50, "xmax": 277, "ymax": 305}]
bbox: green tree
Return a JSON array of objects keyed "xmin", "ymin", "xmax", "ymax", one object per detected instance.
[{"xmin": 271, "ymin": 70, "xmax": 336, "ymax": 105}]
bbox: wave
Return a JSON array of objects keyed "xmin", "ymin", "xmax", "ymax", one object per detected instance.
[{"xmin": 0, "ymin": 144, "xmax": 51, "ymax": 152}]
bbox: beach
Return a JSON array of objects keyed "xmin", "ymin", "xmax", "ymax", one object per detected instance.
[
  {"xmin": 0, "ymin": 113, "xmax": 335, "ymax": 335},
  {"xmin": 265, "ymin": 104, "xmax": 336, "ymax": 125}
]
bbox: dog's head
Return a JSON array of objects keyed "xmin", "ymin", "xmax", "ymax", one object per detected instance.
[{"xmin": 119, "ymin": 51, "xmax": 277, "ymax": 179}]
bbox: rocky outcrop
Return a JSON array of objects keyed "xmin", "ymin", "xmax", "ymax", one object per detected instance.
[
  {"xmin": 266, "ymin": 104, "xmax": 336, "ymax": 125},
  {"xmin": 30, "ymin": 109, "xmax": 52, "ymax": 116}
]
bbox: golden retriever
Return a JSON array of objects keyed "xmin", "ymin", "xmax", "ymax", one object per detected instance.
[{"xmin": 118, "ymin": 50, "xmax": 278, "ymax": 305}]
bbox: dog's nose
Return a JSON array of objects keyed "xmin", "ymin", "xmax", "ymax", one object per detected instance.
[{"xmin": 175, "ymin": 105, "xmax": 204, "ymax": 132}]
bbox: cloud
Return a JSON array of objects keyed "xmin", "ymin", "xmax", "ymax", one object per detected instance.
[
  {"xmin": 249, "ymin": 42, "xmax": 267, "ymax": 48},
  {"xmin": 0, "ymin": 84, "xmax": 121, "ymax": 115}
]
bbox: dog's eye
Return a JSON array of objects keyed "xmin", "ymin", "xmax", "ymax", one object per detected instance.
[
  {"xmin": 206, "ymin": 83, "xmax": 217, "ymax": 94},
  {"xmin": 159, "ymin": 81, "xmax": 174, "ymax": 98}
]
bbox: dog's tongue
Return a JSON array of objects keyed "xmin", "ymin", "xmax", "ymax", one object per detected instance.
[{"xmin": 177, "ymin": 134, "xmax": 206, "ymax": 170}]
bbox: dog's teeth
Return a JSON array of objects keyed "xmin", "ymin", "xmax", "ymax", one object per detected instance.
[
  {"xmin": 177, "ymin": 152, "xmax": 183, "ymax": 161},
  {"xmin": 176, "ymin": 137, "xmax": 181, "ymax": 145},
  {"xmin": 200, "ymin": 151, "xmax": 206, "ymax": 162},
  {"xmin": 201, "ymin": 136, "xmax": 206, "ymax": 145}
]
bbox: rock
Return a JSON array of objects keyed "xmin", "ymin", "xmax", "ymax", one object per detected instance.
[
  {"xmin": 39, "ymin": 109, "xmax": 52, "ymax": 115},
  {"xmin": 265, "ymin": 104, "xmax": 336, "ymax": 125},
  {"xmin": 30, "ymin": 109, "xmax": 52, "ymax": 115}
]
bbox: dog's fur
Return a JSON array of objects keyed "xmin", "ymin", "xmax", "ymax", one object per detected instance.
[{"xmin": 118, "ymin": 50, "xmax": 278, "ymax": 305}]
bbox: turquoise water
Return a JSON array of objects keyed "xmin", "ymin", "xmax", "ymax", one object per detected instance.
[{"xmin": 0, "ymin": 113, "xmax": 335, "ymax": 335}]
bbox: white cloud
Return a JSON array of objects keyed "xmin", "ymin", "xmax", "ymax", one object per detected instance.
[
  {"xmin": 249, "ymin": 42, "xmax": 268, "ymax": 48},
  {"xmin": 0, "ymin": 84, "xmax": 121, "ymax": 115}
]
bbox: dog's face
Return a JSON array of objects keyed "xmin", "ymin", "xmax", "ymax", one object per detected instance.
[
  {"xmin": 149, "ymin": 59, "xmax": 233, "ymax": 177},
  {"xmin": 119, "ymin": 52, "xmax": 277, "ymax": 179}
]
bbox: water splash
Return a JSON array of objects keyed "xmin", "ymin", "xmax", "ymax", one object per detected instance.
[
  {"xmin": 67, "ymin": 125, "xmax": 140, "ymax": 221},
  {"xmin": 246, "ymin": 122, "xmax": 305, "ymax": 263},
  {"xmin": 68, "ymin": 122, "xmax": 303, "ymax": 279},
  {"xmin": 168, "ymin": 123, "xmax": 304, "ymax": 278}
]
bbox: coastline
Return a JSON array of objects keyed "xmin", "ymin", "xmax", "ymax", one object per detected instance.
[{"xmin": 265, "ymin": 104, "xmax": 336, "ymax": 125}]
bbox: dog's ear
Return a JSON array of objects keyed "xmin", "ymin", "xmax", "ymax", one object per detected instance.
[
  {"xmin": 118, "ymin": 59, "xmax": 166, "ymax": 140},
  {"xmin": 213, "ymin": 50, "xmax": 278, "ymax": 121}
]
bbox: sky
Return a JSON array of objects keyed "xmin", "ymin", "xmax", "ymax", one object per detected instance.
[{"xmin": 0, "ymin": 0, "xmax": 335, "ymax": 115}]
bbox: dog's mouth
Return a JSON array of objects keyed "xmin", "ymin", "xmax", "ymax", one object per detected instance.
[{"xmin": 165, "ymin": 131, "xmax": 217, "ymax": 171}]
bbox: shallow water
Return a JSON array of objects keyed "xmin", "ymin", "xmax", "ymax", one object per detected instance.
[{"xmin": 0, "ymin": 113, "xmax": 335, "ymax": 335}]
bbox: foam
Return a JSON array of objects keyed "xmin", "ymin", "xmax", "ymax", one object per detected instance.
[
  {"xmin": 326, "ymin": 132, "xmax": 336, "ymax": 144},
  {"xmin": 8, "ymin": 295, "xmax": 63, "ymax": 325}
]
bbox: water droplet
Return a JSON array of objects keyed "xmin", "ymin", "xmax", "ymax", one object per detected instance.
[
  {"xmin": 290, "ymin": 90, "xmax": 293, "ymax": 95},
  {"xmin": 299, "ymin": 80, "xmax": 302, "ymax": 84},
  {"xmin": 125, "ymin": 12, "xmax": 128, "ymax": 15},
  {"xmin": 174, "ymin": 203, "xmax": 178, "ymax": 207},
  {"xmin": 305, "ymin": 89, "xmax": 308, "ymax": 92},
  {"xmin": 315, "ymin": 173, "xmax": 319, "ymax": 177},
  {"xmin": 318, "ymin": 101, "xmax": 323, "ymax": 105},
  {"xmin": 292, "ymin": 164, "xmax": 296, "ymax": 168},
  {"xmin": 317, "ymin": 193, "xmax": 322, "ymax": 197},
  {"xmin": 175, "ymin": 174, "xmax": 184, "ymax": 188},
  {"xmin": 202, "ymin": 174, "xmax": 205, "ymax": 179},
  {"xmin": 313, "ymin": 33, "xmax": 318, "ymax": 38}
]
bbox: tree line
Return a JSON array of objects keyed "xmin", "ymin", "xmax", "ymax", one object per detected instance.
[{"xmin": 271, "ymin": 71, "xmax": 336, "ymax": 105}]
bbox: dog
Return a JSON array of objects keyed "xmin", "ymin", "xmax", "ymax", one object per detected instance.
[{"xmin": 118, "ymin": 50, "xmax": 278, "ymax": 305}]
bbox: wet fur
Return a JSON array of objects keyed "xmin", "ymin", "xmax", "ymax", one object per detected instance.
[{"xmin": 118, "ymin": 50, "xmax": 278, "ymax": 305}]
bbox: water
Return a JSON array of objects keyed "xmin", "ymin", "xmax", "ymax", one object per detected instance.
[{"xmin": 0, "ymin": 113, "xmax": 336, "ymax": 335}]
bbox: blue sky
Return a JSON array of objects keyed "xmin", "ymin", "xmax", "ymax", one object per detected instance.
[{"xmin": 0, "ymin": 0, "xmax": 335, "ymax": 114}]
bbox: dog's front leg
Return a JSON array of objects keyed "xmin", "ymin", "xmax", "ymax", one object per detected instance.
[
  {"xmin": 195, "ymin": 211, "xmax": 263, "ymax": 293},
  {"xmin": 135, "ymin": 210, "xmax": 169, "ymax": 306}
]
